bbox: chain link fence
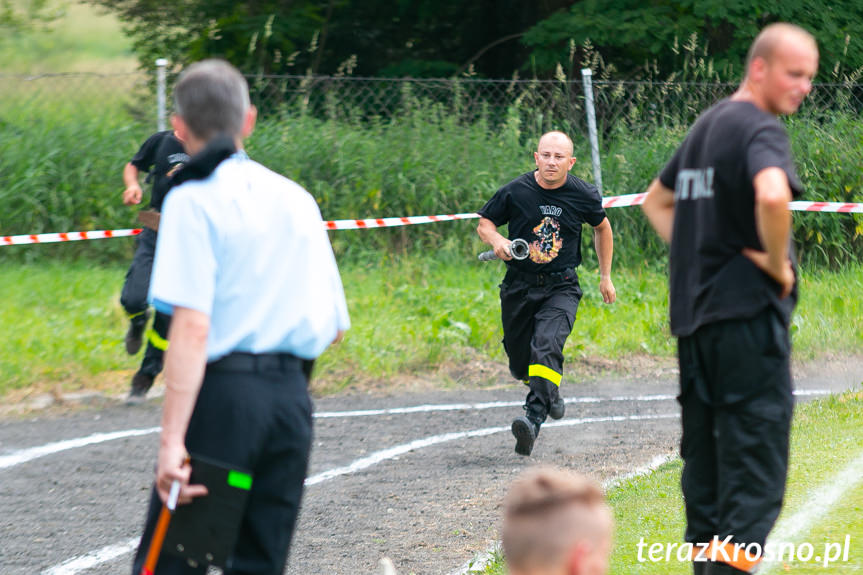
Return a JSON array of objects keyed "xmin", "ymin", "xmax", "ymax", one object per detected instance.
[
  {"xmin": 3, "ymin": 69, "xmax": 862, "ymax": 138},
  {"xmin": 0, "ymin": 72, "xmax": 148, "ymax": 125},
  {"xmin": 245, "ymin": 74, "xmax": 863, "ymax": 134}
]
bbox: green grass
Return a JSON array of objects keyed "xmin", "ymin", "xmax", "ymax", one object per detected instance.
[
  {"xmin": 0, "ymin": 261, "xmax": 133, "ymax": 397},
  {"xmin": 0, "ymin": 256, "xmax": 860, "ymax": 400},
  {"xmin": 478, "ymin": 392, "xmax": 863, "ymax": 574},
  {"xmin": 0, "ymin": 1, "xmax": 136, "ymax": 73},
  {"xmin": 794, "ymin": 266, "xmax": 863, "ymax": 358}
]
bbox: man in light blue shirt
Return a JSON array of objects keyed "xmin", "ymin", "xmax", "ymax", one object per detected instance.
[{"xmin": 131, "ymin": 59, "xmax": 349, "ymax": 575}]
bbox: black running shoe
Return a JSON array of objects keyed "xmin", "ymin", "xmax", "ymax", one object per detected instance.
[
  {"xmin": 126, "ymin": 371, "xmax": 154, "ymax": 405},
  {"xmin": 511, "ymin": 415, "xmax": 539, "ymax": 456},
  {"xmin": 549, "ymin": 395, "xmax": 566, "ymax": 420},
  {"xmin": 124, "ymin": 310, "xmax": 150, "ymax": 355}
]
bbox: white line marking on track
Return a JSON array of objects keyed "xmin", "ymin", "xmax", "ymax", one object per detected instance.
[
  {"xmin": 3, "ymin": 389, "xmax": 830, "ymax": 472},
  {"xmin": 0, "ymin": 427, "xmax": 160, "ymax": 471},
  {"xmin": 39, "ymin": 412, "xmax": 678, "ymax": 574},
  {"xmin": 761, "ymin": 449, "xmax": 863, "ymax": 573},
  {"xmin": 312, "ymin": 389, "xmax": 828, "ymax": 419},
  {"xmin": 603, "ymin": 452, "xmax": 676, "ymax": 490},
  {"xmin": 313, "ymin": 394, "xmax": 677, "ymax": 418},
  {"xmin": 306, "ymin": 413, "xmax": 678, "ymax": 486},
  {"xmin": 41, "ymin": 538, "xmax": 139, "ymax": 575}
]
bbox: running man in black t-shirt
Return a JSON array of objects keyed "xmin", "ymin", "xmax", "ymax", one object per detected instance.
[
  {"xmin": 120, "ymin": 130, "xmax": 190, "ymax": 403},
  {"xmin": 478, "ymin": 131, "xmax": 616, "ymax": 456},
  {"xmin": 642, "ymin": 24, "xmax": 818, "ymax": 575}
]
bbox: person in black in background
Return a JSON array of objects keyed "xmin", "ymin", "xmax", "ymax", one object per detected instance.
[
  {"xmin": 642, "ymin": 23, "xmax": 818, "ymax": 575},
  {"xmin": 120, "ymin": 130, "xmax": 189, "ymax": 403},
  {"xmin": 477, "ymin": 131, "xmax": 616, "ymax": 457}
]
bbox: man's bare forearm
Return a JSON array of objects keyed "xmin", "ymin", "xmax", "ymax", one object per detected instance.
[
  {"xmin": 477, "ymin": 217, "xmax": 513, "ymax": 261},
  {"xmin": 594, "ymin": 218, "xmax": 613, "ymax": 279},
  {"xmin": 477, "ymin": 217, "xmax": 505, "ymax": 246},
  {"xmin": 123, "ymin": 163, "xmax": 140, "ymax": 188},
  {"xmin": 160, "ymin": 307, "xmax": 210, "ymax": 449},
  {"xmin": 753, "ymin": 167, "xmax": 792, "ymax": 271},
  {"xmin": 642, "ymin": 178, "xmax": 676, "ymax": 243}
]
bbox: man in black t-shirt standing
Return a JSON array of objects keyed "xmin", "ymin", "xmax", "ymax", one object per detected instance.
[
  {"xmin": 478, "ymin": 131, "xmax": 616, "ymax": 456},
  {"xmin": 120, "ymin": 130, "xmax": 189, "ymax": 403},
  {"xmin": 642, "ymin": 24, "xmax": 818, "ymax": 575}
]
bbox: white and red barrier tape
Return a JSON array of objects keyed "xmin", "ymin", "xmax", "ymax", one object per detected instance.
[
  {"xmin": 2, "ymin": 194, "xmax": 861, "ymax": 247},
  {"xmin": 2, "ymin": 228, "xmax": 143, "ymax": 246}
]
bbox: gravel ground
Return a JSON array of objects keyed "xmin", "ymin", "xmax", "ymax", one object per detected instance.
[{"xmin": 0, "ymin": 357, "xmax": 859, "ymax": 575}]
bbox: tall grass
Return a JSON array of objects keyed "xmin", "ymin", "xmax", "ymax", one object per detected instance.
[{"xmin": 0, "ymin": 80, "xmax": 860, "ymax": 267}]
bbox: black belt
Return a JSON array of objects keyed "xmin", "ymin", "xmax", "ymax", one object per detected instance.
[
  {"xmin": 505, "ymin": 267, "xmax": 577, "ymax": 287},
  {"xmin": 208, "ymin": 352, "xmax": 304, "ymax": 373}
]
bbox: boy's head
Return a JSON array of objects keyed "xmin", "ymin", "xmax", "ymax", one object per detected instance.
[
  {"xmin": 172, "ymin": 59, "xmax": 256, "ymax": 152},
  {"xmin": 503, "ymin": 467, "xmax": 613, "ymax": 575}
]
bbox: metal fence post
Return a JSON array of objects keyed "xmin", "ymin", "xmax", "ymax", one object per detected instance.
[
  {"xmin": 156, "ymin": 58, "xmax": 168, "ymax": 131},
  {"xmin": 580, "ymin": 68, "xmax": 603, "ymax": 193}
]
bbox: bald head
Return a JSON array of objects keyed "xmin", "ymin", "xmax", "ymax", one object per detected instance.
[
  {"xmin": 534, "ymin": 131, "xmax": 576, "ymax": 189},
  {"xmin": 502, "ymin": 467, "xmax": 613, "ymax": 574},
  {"xmin": 745, "ymin": 23, "xmax": 818, "ymax": 77},
  {"xmin": 538, "ymin": 131, "xmax": 574, "ymax": 157}
]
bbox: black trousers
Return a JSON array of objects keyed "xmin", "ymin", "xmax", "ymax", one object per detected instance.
[
  {"xmin": 677, "ymin": 307, "xmax": 793, "ymax": 550},
  {"xmin": 121, "ymin": 227, "xmax": 170, "ymax": 376},
  {"xmin": 131, "ymin": 353, "xmax": 313, "ymax": 575},
  {"xmin": 500, "ymin": 269, "xmax": 582, "ymax": 419}
]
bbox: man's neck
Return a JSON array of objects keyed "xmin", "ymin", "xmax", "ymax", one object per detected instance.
[
  {"xmin": 534, "ymin": 170, "xmax": 566, "ymax": 190},
  {"xmin": 730, "ymin": 82, "xmax": 770, "ymax": 114},
  {"xmin": 186, "ymin": 136, "xmax": 244, "ymax": 156}
]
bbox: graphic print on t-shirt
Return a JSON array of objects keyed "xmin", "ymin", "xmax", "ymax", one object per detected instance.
[
  {"xmin": 166, "ymin": 152, "xmax": 189, "ymax": 178},
  {"xmin": 529, "ymin": 216, "xmax": 562, "ymax": 263}
]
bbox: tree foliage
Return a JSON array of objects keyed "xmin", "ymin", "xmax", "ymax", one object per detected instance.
[
  {"xmin": 0, "ymin": 0, "xmax": 58, "ymax": 35},
  {"xmin": 525, "ymin": 0, "xmax": 863, "ymax": 81},
  {"xmin": 89, "ymin": 0, "xmax": 863, "ymax": 80},
  {"xmin": 88, "ymin": 0, "xmax": 568, "ymax": 77}
]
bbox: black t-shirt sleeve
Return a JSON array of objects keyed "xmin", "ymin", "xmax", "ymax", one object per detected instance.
[
  {"xmin": 582, "ymin": 183, "xmax": 607, "ymax": 227},
  {"xmin": 130, "ymin": 132, "xmax": 164, "ymax": 172},
  {"xmin": 658, "ymin": 143, "xmax": 683, "ymax": 190},
  {"xmin": 746, "ymin": 122, "xmax": 803, "ymax": 197},
  {"xmin": 477, "ymin": 186, "xmax": 511, "ymax": 226}
]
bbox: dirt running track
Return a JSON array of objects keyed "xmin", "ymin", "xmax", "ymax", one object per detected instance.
[{"xmin": 1, "ymin": 359, "xmax": 860, "ymax": 575}]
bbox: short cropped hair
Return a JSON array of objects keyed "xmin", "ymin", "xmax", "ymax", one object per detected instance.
[
  {"xmin": 173, "ymin": 59, "xmax": 250, "ymax": 140},
  {"xmin": 502, "ymin": 467, "xmax": 610, "ymax": 571},
  {"xmin": 745, "ymin": 23, "xmax": 817, "ymax": 72}
]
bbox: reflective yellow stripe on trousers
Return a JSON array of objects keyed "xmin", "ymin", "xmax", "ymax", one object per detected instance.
[
  {"xmin": 145, "ymin": 328, "xmax": 169, "ymax": 351},
  {"xmin": 528, "ymin": 364, "xmax": 562, "ymax": 386}
]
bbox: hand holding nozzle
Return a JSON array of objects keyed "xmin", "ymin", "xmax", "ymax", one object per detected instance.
[{"xmin": 478, "ymin": 238, "xmax": 529, "ymax": 262}]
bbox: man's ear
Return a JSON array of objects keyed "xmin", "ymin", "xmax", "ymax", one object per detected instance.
[
  {"xmin": 749, "ymin": 56, "xmax": 768, "ymax": 83},
  {"xmin": 171, "ymin": 115, "xmax": 189, "ymax": 143},
  {"xmin": 242, "ymin": 105, "xmax": 258, "ymax": 138}
]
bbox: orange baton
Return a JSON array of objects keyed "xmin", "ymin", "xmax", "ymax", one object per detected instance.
[{"xmin": 140, "ymin": 479, "xmax": 181, "ymax": 575}]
